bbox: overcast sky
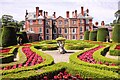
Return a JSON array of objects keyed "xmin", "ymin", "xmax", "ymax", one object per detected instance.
[{"xmin": 0, "ymin": 0, "xmax": 119, "ymax": 25}]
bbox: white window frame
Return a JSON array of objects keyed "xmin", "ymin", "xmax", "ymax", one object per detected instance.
[
  {"xmin": 39, "ymin": 19, "xmax": 42, "ymax": 24},
  {"xmin": 46, "ymin": 28, "xmax": 49, "ymax": 34},
  {"xmin": 39, "ymin": 28, "xmax": 42, "ymax": 33},
  {"xmin": 86, "ymin": 26, "xmax": 89, "ymax": 31},
  {"xmin": 30, "ymin": 20, "xmax": 33, "ymax": 25},
  {"xmin": 72, "ymin": 28, "xmax": 76, "ymax": 34},
  {"xmin": 72, "ymin": 20, "xmax": 76, "ymax": 24},
  {"xmin": 80, "ymin": 26, "xmax": 83, "ymax": 32},
  {"xmin": 80, "ymin": 36, "xmax": 83, "ymax": 39},
  {"xmin": 53, "ymin": 28, "xmax": 57, "ymax": 34},
  {"xmin": 46, "ymin": 35, "xmax": 49, "ymax": 40},
  {"xmin": 64, "ymin": 28, "xmax": 68, "ymax": 34},
  {"xmin": 59, "ymin": 20, "xmax": 62, "ymax": 25},
  {"xmin": 72, "ymin": 35, "xmax": 76, "ymax": 40}
]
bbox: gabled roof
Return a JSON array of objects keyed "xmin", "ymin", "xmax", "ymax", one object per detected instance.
[{"xmin": 56, "ymin": 16, "xmax": 64, "ymax": 20}]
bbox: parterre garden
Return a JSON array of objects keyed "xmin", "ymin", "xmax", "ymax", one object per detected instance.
[
  {"xmin": 0, "ymin": 40, "xmax": 120, "ymax": 80},
  {"xmin": 0, "ymin": 24, "xmax": 120, "ymax": 80}
]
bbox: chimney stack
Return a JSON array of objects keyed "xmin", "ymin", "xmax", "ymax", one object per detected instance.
[
  {"xmin": 36, "ymin": 7, "xmax": 39, "ymax": 18},
  {"xmin": 101, "ymin": 21, "xmax": 105, "ymax": 26},
  {"xmin": 53, "ymin": 12, "xmax": 56, "ymax": 18},
  {"xmin": 95, "ymin": 22, "xmax": 98, "ymax": 26},
  {"xmin": 72, "ymin": 11, "xmax": 74, "ymax": 18},
  {"xmin": 39, "ymin": 10, "xmax": 43, "ymax": 16},
  {"xmin": 46, "ymin": 12, "xmax": 48, "ymax": 17},
  {"xmin": 81, "ymin": 6, "xmax": 84, "ymax": 16},
  {"xmin": 75, "ymin": 10, "xmax": 77, "ymax": 18},
  {"xmin": 66, "ymin": 11, "xmax": 69, "ymax": 18},
  {"xmin": 86, "ymin": 9, "xmax": 89, "ymax": 13}
]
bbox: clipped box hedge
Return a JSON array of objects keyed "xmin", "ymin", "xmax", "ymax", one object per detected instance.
[
  {"xmin": 89, "ymin": 31, "xmax": 97, "ymax": 41},
  {"xmin": 109, "ymin": 44, "xmax": 120, "ymax": 56},
  {"xmin": 0, "ymin": 54, "xmax": 14, "ymax": 63},
  {"xmin": 93, "ymin": 45, "xmax": 120, "ymax": 65},
  {"xmin": 1, "ymin": 46, "xmax": 54, "ymax": 75},
  {"xmin": 69, "ymin": 45, "xmax": 119, "ymax": 72},
  {"xmin": 84, "ymin": 31, "xmax": 90, "ymax": 40},
  {"xmin": 1, "ymin": 62, "xmax": 119, "ymax": 80}
]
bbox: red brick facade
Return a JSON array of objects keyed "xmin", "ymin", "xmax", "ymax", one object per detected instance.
[{"xmin": 25, "ymin": 6, "xmax": 93, "ymax": 41}]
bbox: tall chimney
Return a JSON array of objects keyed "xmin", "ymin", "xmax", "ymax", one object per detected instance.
[
  {"xmin": 66, "ymin": 11, "xmax": 69, "ymax": 18},
  {"xmin": 36, "ymin": 7, "xmax": 39, "ymax": 18},
  {"xmin": 72, "ymin": 11, "xmax": 74, "ymax": 18},
  {"xmin": 101, "ymin": 21, "xmax": 105, "ymax": 26},
  {"xmin": 46, "ymin": 12, "xmax": 48, "ymax": 17},
  {"xmin": 86, "ymin": 9, "xmax": 89, "ymax": 13},
  {"xmin": 39, "ymin": 10, "xmax": 43, "ymax": 16},
  {"xmin": 81, "ymin": 6, "xmax": 84, "ymax": 16},
  {"xmin": 53, "ymin": 12, "xmax": 56, "ymax": 18},
  {"xmin": 95, "ymin": 22, "xmax": 98, "ymax": 26},
  {"xmin": 75, "ymin": 10, "xmax": 77, "ymax": 18}
]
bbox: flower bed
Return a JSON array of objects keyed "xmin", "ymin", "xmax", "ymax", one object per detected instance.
[
  {"xmin": 1, "ymin": 62, "xmax": 119, "ymax": 80},
  {"xmin": 1, "ymin": 47, "xmax": 44, "ymax": 70},
  {"xmin": 109, "ymin": 44, "xmax": 120, "ymax": 56},
  {"xmin": 0, "ymin": 48, "xmax": 11, "ymax": 53},
  {"xmin": 69, "ymin": 45, "xmax": 119, "ymax": 72}
]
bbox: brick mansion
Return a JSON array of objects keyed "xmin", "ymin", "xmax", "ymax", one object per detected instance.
[{"xmin": 25, "ymin": 6, "xmax": 95, "ymax": 41}]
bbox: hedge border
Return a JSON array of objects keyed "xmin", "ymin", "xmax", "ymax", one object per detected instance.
[
  {"xmin": 93, "ymin": 45, "xmax": 120, "ymax": 65},
  {"xmin": 109, "ymin": 44, "xmax": 120, "ymax": 56},
  {"xmin": 69, "ymin": 45, "xmax": 119, "ymax": 72},
  {"xmin": 1, "ymin": 62, "xmax": 119, "ymax": 80},
  {"xmin": 1, "ymin": 46, "xmax": 54, "ymax": 75}
]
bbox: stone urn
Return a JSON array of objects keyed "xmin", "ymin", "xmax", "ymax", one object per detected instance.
[{"xmin": 56, "ymin": 37, "xmax": 67, "ymax": 54}]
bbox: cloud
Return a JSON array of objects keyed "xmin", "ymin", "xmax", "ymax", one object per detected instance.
[{"xmin": 0, "ymin": 0, "xmax": 119, "ymax": 24}]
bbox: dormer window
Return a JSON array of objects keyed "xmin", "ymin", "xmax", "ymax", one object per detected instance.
[{"xmin": 39, "ymin": 19, "xmax": 42, "ymax": 24}]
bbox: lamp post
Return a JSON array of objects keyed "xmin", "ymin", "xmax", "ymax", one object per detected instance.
[{"xmin": 56, "ymin": 37, "xmax": 67, "ymax": 54}]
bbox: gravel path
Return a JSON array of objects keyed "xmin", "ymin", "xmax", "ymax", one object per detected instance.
[
  {"xmin": 40, "ymin": 50, "xmax": 80, "ymax": 63},
  {"xmin": 105, "ymin": 52, "xmax": 120, "ymax": 60}
]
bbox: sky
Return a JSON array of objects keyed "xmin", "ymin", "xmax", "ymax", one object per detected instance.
[{"xmin": 0, "ymin": 0, "xmax": 119, "ymax": 25}]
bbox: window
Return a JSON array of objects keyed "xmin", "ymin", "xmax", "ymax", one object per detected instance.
[
  {"xmin": 53, "ymin": 28, "xmax": 57, "ymax": 34},
  {"xmin": 39, "ymin": 28, "xmax": 42, "ymax": 33},
  {"xmin": 34, "ymin": 15, "xmax": 36, "ymax": 18},
  {"xmin": 64, "ymin": 20, "xmax": 68, "ymax": 25},
  {"xmin": 80, "ymin": 27, "xmax": 82, "ymax": 32},
  {"xmin": 65, "ymin": 35, "xmax": 68, "ymax": 39},
  {"xmin": 58, "ymin": 28, "xmax": 62, "ymax": 34},
  {"xmin": 59, "ymin": 20, "xmax": 62, "ymax": 25},
  {"xmin": 39, "ymin": 19, "xmax": 42, "ymax": 24},
  {"xmin": 64, "ymin": 28, "xmax": 68, "ymax": 33},
  {"xmin": 53, "ymin": 21, "xmax": 56, "ymax": 25},
  {"xmin": 46, "ymin": 28, "xmax": 49, "ymax": 34},
  {"xmin": 72, "ymin": 35, "xmax": 76, "ymax": 39},
  {"xmin": 80, "ymin": 36, "xmax": 83, "ymax": 39},
  {"xmin": 30, "ymin": 20, "xmax": 33, "ymax": 25},
  {"xmin": 86, "ymin": 26, "xmax": 89, "ymax": 31},
  {"xmin": 72, "ymin": 28, "xmax": 76, "ymax": 34},
  {"xmin": 72, "ymin": 20, "xmax": 76, "ymax": 24},
  {"xmin": 30, "ymin": 28, "xmax": 33, "ymax": 31},
  {"xmin": 86, "ymin": 19, "xmax": 89, "ymax": 24},
  {"xmin": 46, "ymin": 36, "xmax": 49, "ymax": 40}
]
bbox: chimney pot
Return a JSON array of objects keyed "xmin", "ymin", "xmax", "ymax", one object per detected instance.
[
  {"xmin": 72, "ymin": 11, "xmax": 74, "ymax": 18},
  {"xmin": 39, "ymin": 10, "xmax": 43, "ymax": 16},
  {"xmin": 75, "ymin": 10, "xmax": 77, "ymax": 18},
  {"xmin": 66, "ymin": 11, "xmax": 69, "ymax": 18},
  {"xmin": 53, "ymin": 12, "xmax": 56, "ymax": 18},
  {"xmin": 36, "ymin": 7, "xmax": 39, "ymax": 18},
  {"xmin": 81, "ymin": 6, "xmax": 84, "ymax": 16}
]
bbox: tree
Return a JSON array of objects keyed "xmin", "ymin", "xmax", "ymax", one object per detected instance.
[
  {"xmin": 2, "ymin": 15, "xmax": 13, "ymax": 26},
  {"xmin": 1, "ymin": 27, "xmax": 17, "ymax": 47}
]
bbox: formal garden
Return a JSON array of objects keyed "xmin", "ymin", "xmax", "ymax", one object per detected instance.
[{"xmin": 0, "ymin": 24, "xmax": 120, "ymax": 80}]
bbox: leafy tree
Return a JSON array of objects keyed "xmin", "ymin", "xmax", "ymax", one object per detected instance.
[{"xmin": 2, "ymin": 15, "xmax": 13, "ymax": 26}]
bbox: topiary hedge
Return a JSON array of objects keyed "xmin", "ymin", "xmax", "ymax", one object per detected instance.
[
  {"xmin": 0, "ymin": 54, "xmax": 14, "ymax": 63},
  {"xmin": 97, "ymin": 28, "xmax": 109, "ymax": 42},
  {"xmin": 17, "ymin": 31, "xmax": 29, "ymax": 44},
  {"xmin": 89, "ymin": 31, "xmax": 97, "ymax": 41},
  {"xmin": 1, "ymin": 27, "xmax": 17, "ymax": 47},
  {"xmin": 112, "ymin": 24, "xmax": 120, "ymax": 43},
  {"xmin": 1, "ymin": 62, "xmax": 119, "ymax": 80},
  {"xmin": 84, "ymin": 31, "xmax": 90, "ymax": 40}
]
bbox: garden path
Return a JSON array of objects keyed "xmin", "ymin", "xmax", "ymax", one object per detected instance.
[
  {"xmin": 105, "ymin": 52, "xmax": 120, "ymax": 60},
  {"xmin": 39, "ymin": 50, "xmax": 80, "ymax": 63}
]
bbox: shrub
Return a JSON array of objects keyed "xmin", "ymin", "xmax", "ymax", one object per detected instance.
[
  {"xmin": 1, "ymin": 27, "xmax": 17, "ymax": 47},
  {"xmin": 84, "ymin": 31, "xmax": 90, "ymax": 40},
  {"xmin": 109, "ymin": 44, "xmax": 120, "ymax": 56},
  {"xmin": 0, "ymin": 54, "xmax": 14, "ymax": 63},
  {"xmin": 112, "ymin": 24, "xmax": 120, "ymax": 43},
  {"xmin": 97, "ymin": 28, "xmax": 109, "ymax": 42},
  {"xmin": 41, "ymin": 44, "xmax": 58, "ymax": 51},
  {"xmin": 89, "ymin": 31, "xmax": 97, "ymax": 41}
]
